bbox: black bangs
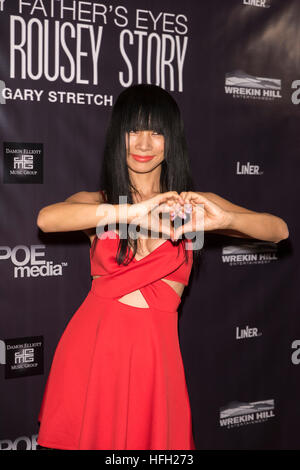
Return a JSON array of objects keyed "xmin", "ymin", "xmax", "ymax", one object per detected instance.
[
  {"xmin": 117, "ymin": 84, "xmax": 177, "ymax": 136},
  {"xmin": 124, "ymin": 107, "xmax": 166, "ymax": 135}
]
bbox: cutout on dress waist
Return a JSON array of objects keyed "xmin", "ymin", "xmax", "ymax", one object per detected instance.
[
  {"xmin": 92, "ymin": 276, "xmax": 185, "ymax": 308},
  {"xmin": 117, "ymin": 289, "xmax": 150, "ymax": 308}
]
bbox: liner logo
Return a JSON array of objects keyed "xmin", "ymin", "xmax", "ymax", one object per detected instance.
[
  {"xmin": 236, "ymin": 325, "xmax": 262, "ymax": 339},
  {"xmin": 0, "ymin": 336, "xmax": 44, "ymax": 379},
  {"xmin": 242, "ymin": 0, "xmax": 271, "ymax": 8},
  {"xmin": 225, "ymin": 70, "xmax": 281, "ymax": 101},
  {"xmin": 3, "ymin": 142, "xmax": 43, "ymax": 184},
  {"xmin": 0, "ymin": 245, "xmax": 68, "ymax": 278},
  {"xmin": 220, "ymin": 399, "xmax": 275, "ymax": 428},
  {"xmin": 236, "ymin": 161, "xmax": 263, "ymax": 175},
  {"xmin": 222, "ymin": 241, "xmax": 278, "ymax": 266}
]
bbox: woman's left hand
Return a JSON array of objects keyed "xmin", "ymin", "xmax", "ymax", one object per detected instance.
[{"xmin": 171, "ymin": 191, "xmax": 233, "ymax": 240}]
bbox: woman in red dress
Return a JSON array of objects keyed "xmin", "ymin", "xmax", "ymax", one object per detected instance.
[{"xmin": 36, "ymin": 84, "xmax": 289, "ymax": 450}]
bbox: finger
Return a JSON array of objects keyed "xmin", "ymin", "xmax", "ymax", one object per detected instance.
[
  {"xmin": 184, "ymin": 203, "xmax": 193, "ymax": 214},
  {"xmin": 183, "ymin": 192, "xmax": 195, "ymax": 205},
  {"xmin": 149, "ymin": 192, "xmax": 176, "ymax": 209},
  {"xmin": 187, "ymin": 192, "xmax": 210, "ymax": 206},
  {"xmin": 156, "ymin": 202, "xmax": 175, "ymax": 214},
  {"xmin": 158, "ymin": 191, "xmax": 179, "ymax": 203},
  {"xmin": 179, "ymin": 192, "xmax": 188, "ymax": 204}
]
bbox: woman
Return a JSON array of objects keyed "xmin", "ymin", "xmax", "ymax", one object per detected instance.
[{"xmin": 36, "ymin": 84, "xmax": 289, "ymax": 450}]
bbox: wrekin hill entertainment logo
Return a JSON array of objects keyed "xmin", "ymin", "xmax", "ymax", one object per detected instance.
[
  {"xmin": 222, "ymin": 241, "xmax": 278, "ymax": 266},
  {"xmin": 225, "ymin": 70, "xmax": 281, "ymax": 101},
  {"xmin": 220, "ymin": 399, "xmax": 275, "ymax": 429},
  {"xmin": 3, "ymin": 142, "xmax": 43, "ymax": 184}
]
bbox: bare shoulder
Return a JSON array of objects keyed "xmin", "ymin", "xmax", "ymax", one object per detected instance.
[{"xmin": 65, "ymin": 190, "xmax": 106, "ymax": 245}]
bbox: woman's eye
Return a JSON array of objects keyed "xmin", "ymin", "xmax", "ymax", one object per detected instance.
[{"xmin": 128, "ymin": 130, "xmax": 163, "ymax": 136}]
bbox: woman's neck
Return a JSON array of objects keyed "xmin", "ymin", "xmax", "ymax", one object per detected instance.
[{"xmin": 128, "ymin": 164, "xmax": 162, "ymax": 201}]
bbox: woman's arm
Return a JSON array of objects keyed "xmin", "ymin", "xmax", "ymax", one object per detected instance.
[
  {"xmin": 36, "ymin": 190, "xmax": 130, "ymax": 233},
  {"xmin": 200, "ymin": 192, "xmax": 289, "ymax": 243},
  {"xmin": 36, "ymin": 190, "xmax": 181, "ymax": 237},
  {"xmin": 64, "ymin": 191, "xmax": 103, "ymax": 240},
  {"xmin": 65, "ymin": 191, "xmax": 102, "ymax": 204}
]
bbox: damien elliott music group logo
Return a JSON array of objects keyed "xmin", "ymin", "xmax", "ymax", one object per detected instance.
[
  {"xmin": 0, "ymin": 336, "xmax": 44, "ymax": 379},
  {"xmin": 3, "ymin": 142, "xmax": 43, "ymax": 183},
  {"xmin": 225, "ymin": 71, "xmax": 282, "ymax": 101}
]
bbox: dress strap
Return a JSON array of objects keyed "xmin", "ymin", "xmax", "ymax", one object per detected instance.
[
  {"xmin": 91, "ymin": 242, "xmax": 187, "ymax": 302},
  {"xmin": 99, "ymin": 190, "xmax": 107, "ymax": 201}
]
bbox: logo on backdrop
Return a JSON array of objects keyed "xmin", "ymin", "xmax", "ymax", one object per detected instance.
[
  {"xmin": 222, "ymin": 241, "xmax": 278, "ymax": 266},
  {"xmin": 3, "ymin": 142, "xmax": 43, "ymax": 184},
  {"xmin": 236, "ymin": 325, "xmax": 262, "ymax": 339},
  {"xmin": 0, "ymin": 245, "xmax": 68, "ymax": 278},
  {"xmin": 225, "ymin": 71, "xmax": 282, "ymax": 101},
  {"xmin": 0, "ymin": 336, "xmax": 43, "ymax": 379},
  {"xmin": 220, "ymin": 399, "xmax": 275, "ymax": 429},
  {"xmin": 0, "ymin": 434, "xmax": 38, "ymax": 451},
  {"xmin": 291, "ymin": 340, "xmax": 300, "ymax": 365},
  {"xmin": 236, "ymin": 161, "xmax": 263, "ymax": 175},
  {"xmin": 242, "ymin": 0, "xmax": 271, "ymax": 8}
]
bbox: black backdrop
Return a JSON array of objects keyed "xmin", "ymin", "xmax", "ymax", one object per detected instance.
[{"xmin": 0, "ymin": 0, "xmax": 297, "ymax": 450}]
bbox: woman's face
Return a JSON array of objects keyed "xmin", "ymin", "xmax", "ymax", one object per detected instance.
[{"xmin": 125, "ymin": 130, "xmax": 165, "ymax": 172}]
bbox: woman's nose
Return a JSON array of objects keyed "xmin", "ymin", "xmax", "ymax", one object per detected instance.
[{"xmin": 135, "ymin": 132, "xmax": 152, "ymax": 150}]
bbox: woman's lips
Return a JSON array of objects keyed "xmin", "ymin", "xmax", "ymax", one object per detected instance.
[{"xmin": 131, "ymin": 154, "xmax": 155, "ymax": 162}]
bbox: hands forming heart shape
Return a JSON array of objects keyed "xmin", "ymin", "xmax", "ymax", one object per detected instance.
[{"xmin": 130, "ymin": 190, "xmax": 232, "ymax": 241}]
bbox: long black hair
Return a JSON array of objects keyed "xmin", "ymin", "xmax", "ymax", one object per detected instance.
[{"xmin": 99, "ymin": 84, "xmax": 202, "ymax": 274}]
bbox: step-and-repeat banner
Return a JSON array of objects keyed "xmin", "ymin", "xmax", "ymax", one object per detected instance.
[{"xmin": 0, "ymin": 0, "xmax": 297, "ymax": 450}]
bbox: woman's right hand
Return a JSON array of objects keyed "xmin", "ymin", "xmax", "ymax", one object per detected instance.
[{"xmin": 127, "ymin": 191, "xmax": 183, "ymax": 240}]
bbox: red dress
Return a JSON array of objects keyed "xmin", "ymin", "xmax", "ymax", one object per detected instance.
[{"xmin": 37, "ymin": 209, "xmax": 195, "ymax": 450}]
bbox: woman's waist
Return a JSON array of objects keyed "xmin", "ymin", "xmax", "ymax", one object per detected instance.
[{"xmin": 90, "ymin": 276, "xmax": 181, "ymax": 313}]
